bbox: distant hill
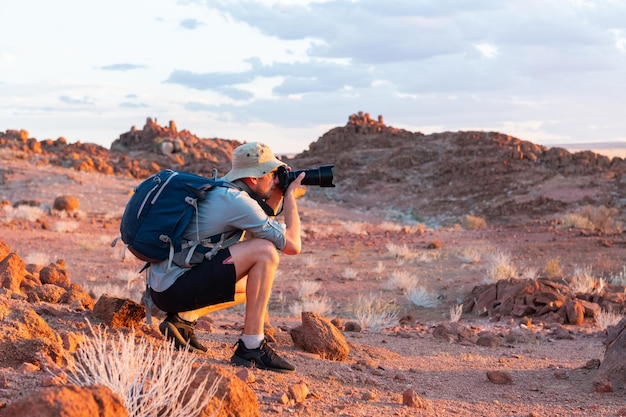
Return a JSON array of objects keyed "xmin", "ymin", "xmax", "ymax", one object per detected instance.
[{"xmin": 2, "ymin": 112, "xmax": 626, "ymax": 224}]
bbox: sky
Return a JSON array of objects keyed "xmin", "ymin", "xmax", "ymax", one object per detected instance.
[{"xmin": 2, "ymin": 0, "xmax": 626, "ymax": 154}]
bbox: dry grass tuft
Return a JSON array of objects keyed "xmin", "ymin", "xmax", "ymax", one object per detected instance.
[
  {"xmin": 63, "ymin": 322, "xmax": 220, "ymax": 417},
  {"xmin": 595, "ymin": 309, "xmax": 624, "ymax": 330},
  {"xmin": 485, "ymin": 250, "xmax": 517, "ymax": 281},
  {"xmin": 569, "ymin": 265, "xmax": 605, "ymax": 294},
  {"xmin": 405, "ymin": 286, "xmax": 440, "ymax": 308},
  {"xmin": 543, "ymin": 258, "xmax": 563, "ymax": 278},
  {"xmin": 462, "ymin": 214, "xmax": 487, "ymax": 230},
  {"xmin": 350, "ymin": 293, "xmax": 400, "ymax": 332}
]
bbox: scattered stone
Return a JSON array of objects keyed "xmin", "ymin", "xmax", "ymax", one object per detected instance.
[
  {"xmin": 343, "ymin": 321, "xmax": 362, "ymax": 332},
  {"xmin": 92, "ymin": 294, "xmax": 145, "ymax": 328},
  {"xmin": 185, "ymin": 364, "xmax": 260, "ymax": 417},
  {"xmin": 52, "ymin": 195, "xmax": 80, "ymax": 212},
  {"xmin": 291, "ymin": 312, "xmax": 350, "ymax": 361},
  {"xmin": 235, "ymin": 368, "xmax": 256, "ymax": 384},
  {"xmin": 402, "ymin": 388, "xmax": 427, "ymax": 409},
  {"xmin": 39, "ymin": 262, "xmax": 71, "ymax": 289},
  {"xmin": 288, "ymin": 382, "xmax": 310, "ymax": 403},
  {"xmin": 476, "ymin": 333, "xmax": 501, "ymax": 347},
  {"xmin": 486, "ymin": 370, "xmax": 513, "ymax": 385},
  {"xmin": 362, "ymin": 390, "xmax": 376, "ymax": 401}
]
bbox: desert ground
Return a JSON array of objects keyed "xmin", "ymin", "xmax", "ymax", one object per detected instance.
[{"xmin": 1, "ymin": 154, "xmax": 626, "ymax": 417}]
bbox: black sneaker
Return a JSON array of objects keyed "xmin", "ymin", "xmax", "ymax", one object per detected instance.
[
  {"xmin": 230, "ymin": 339, "xmax": 295, "ymax": 373},
  {"xmin": 159, "ymin": 313, "xmax": 207, "ymax": 353}
]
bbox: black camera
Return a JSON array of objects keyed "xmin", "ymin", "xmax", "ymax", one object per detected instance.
[{"xmin": 277, "ymin": 164, "xmax": 335, "ymax": 191}]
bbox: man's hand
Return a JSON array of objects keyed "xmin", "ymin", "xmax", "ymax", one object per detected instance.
[{"xmin": 286, "ymin": 172, "xmax": 307, "ymax": 199}]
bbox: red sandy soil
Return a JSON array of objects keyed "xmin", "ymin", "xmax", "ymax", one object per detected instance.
[{"xmin": 1, "ymin": 158, "xmax": 626, "ymax": 416}]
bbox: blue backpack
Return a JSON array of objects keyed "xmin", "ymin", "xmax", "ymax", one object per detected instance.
[{"xmin": 115, "ymin": 169, "xmax": 238, "ymax": 269}]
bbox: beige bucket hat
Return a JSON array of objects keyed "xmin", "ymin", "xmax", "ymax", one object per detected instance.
[{"xmin": 224, "ymin": 142, "xmax": 286, "ymax": 181}]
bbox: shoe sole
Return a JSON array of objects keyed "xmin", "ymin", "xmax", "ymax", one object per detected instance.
[
  {"xmin": 230, "ymin": 355, "xmax": 295, "ymax": 373},
  {"xmin": 159, "ymin": 321, "xmax": 205, "ymax": 354}
]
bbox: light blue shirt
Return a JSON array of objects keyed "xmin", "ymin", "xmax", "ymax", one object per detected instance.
[{"xmin": 147, "ymin": 183, "xmax": 286, "ymax": 292}]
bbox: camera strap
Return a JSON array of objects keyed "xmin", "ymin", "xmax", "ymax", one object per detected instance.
[{"xmin": 230, "ymin": 180, "xmax": 277, "ymax": 217}]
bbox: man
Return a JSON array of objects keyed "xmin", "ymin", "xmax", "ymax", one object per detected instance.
[{"xmin": 147, "ymin": 142, "xmax": 306, "ymax": 373}]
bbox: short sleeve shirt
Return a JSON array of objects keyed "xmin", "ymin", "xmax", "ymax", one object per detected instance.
[{"xmin": 147, "ymin": 184, "xmax": 286, "ymax": 292}]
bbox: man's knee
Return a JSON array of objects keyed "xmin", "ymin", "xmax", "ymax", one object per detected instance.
[
  {"xmin": 255, "ymin": 239, "xmax": 280, "ymax": 264},
  {"xmin": 235, "ymin": 238, "xmax": 279, "ymax": 264}
]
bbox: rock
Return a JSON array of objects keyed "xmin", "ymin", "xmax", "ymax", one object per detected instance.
[
  {"xmin": 288, "ymin": 382, "xmax": 310, "ymax": 403},
  {"xmin": 52, "ymin": 195, "xmax": 80, "ymax": 212},
  {"xmin": 0, "ymin": 253, "xmax": 26, "ymax": 294},
  {"xmin": 290, "ymin": 312, "xmax": 350, "ymax": 361},
  {"xmin": 39, "ymin": 262, "xmax": 71, "ymax": 289},
  {"xmin": 0, "ymin": 241, "xmax": 10, "ymax": 261},
  {"xmin": 486, "ymin": 370, "xmax": 513, "ymax": 385},
  {"xmin": 92, "ymin": 294, "xmax": 145, "ymax": 328},
  {"xmin": 0, "ymin": 384, "xmax": 127, "ymax": 417},
  {"xmin": 185, "ymin": 364, "xmax": 260, "ymax": 417},
  {"xmin": 565, "ymin": 300, "xmax": 585, "ymax": 325},
  {"xmin": 60, "ymin": 283, "xmax": 95, "ymax": 310},
  {"xmin": 0, "ymin": 298, "xmax": 64, "ymax": 367},
  {"xmin": 401, "ymin": 388, "xmax": 427, "ymax": 409},
  {"xmin": 476, "ymin": 333, "xmax": 501, "ymax": 347},
  {"xmin": 343, "ymin": 321, "xmax": 362, "ymax": 332}
]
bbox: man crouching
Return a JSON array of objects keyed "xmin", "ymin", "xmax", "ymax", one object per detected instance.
[{"xmin": 148, "ymin": 142, "xmax": 306, "ymax": 373}]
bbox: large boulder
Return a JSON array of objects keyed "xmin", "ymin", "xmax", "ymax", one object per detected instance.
[
  {"xmin": 0, "ymin": 384, "xmax": 127, "ymax": 417},
  {"xmin": 595, "ymin": 317, "xmax": 626, "ymax": 392}
]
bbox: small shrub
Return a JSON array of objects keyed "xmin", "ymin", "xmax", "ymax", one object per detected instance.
[
  {"xmin": 462, "ymin": 215, "xmax": 487, "ymax": 230},
  {"xmin": 384, "ymin": 270, "xmax": 416, "ymax": 292},
  {"xmin": 341, "ymin": 267, "xmax": 359, "ymax": 281},
  {"xmin": 295, "ymin": 280, "xmax": 322, "ymax": 299},
  {"xmin": 560, "ymin": 213, "xmax": 594, "ymax": 230},
  {"xmin": 385, "ymin": 243, "xmax": 412, "ymax": 260},
  {"xmin": 560, "ymin": 205, "xmax": 622, "ymax": 232},
  {"xmin": 607, "ymin": 266, "xmax": 626, "ymax": 286},
  {"xmin": 450, "ymin": 304, "xmax": 463, "ymax": 322},
  {"xmin": 22, "ymin": 252, "xmax": 52, "ymax": 266},
  {"xmin": 519, "ymin": 267, "xmax": 539, "ymax": 280},
  {"xmin": 373, "ymin": 261, "xmax": 386, "ymax": 275},
  {"xmin": 485, "ymin": 250, "xmax": 517, "ymax": 281},
  {"xmin": 405, "ymin": 287, "xmax": 439, "ymax": 308},
  {"xmin": 52, "ymin": 220, "xmax": 80, "ymax": 233},
  {"xmin": 3, "ymin": 205, "xmax": 45, "ymax": 222},
  {"xmin": 580, "ymin": 205, "xmax": 622, "ymax": 232},
  {"xmin": 341, "ymin": 221, "xmax": 368, "ymax": 235},
  {"xmin": 350, "ymin": 293, "xmax": 400, "ymax": 332},
  {"xmin": 346, "ymin": 241, "xmax": 362, "ymax": 264},
  {"xmin": 569, "ymin": 265, "xmax": 605, "ymax": 294},
  {"xmin": 595, "ymin": 309, "xmax": 624, "ymax": 330},
  {"xmin": 290, "ymin": 295, "xmax": 333, "ymax": 316},
  {"xmin": 543, "ymin": 258, "xmax": 563, "ymax": 278},
  {"xmin": 378, "ymin": 221, "xmax": 403, "ymax": 232}
]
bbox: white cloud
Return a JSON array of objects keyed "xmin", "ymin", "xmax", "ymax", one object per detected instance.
[{"xmin": 2, "ymin": 0, "xmax": 626, "ymax": 154}]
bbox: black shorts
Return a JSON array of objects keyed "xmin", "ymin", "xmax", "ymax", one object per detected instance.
[{"xmin": 150, "ymin": 248, "xmax": 237, "ymax": 313}]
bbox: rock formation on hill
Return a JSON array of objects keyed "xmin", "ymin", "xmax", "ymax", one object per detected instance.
[
  {"xmin": 3, "ymin": 112, "xmax": 626, "ymax": 223},
  {"xmin": 288, "ymin": 112, "xmax": 626, "ymax": 223},
  {"xmin": 0, "ymin": 118, "xmax": 241, "ymax": 180}
]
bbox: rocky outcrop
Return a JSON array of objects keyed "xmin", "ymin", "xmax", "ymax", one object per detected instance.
[
  {"xmin": 0, "ymin": 118, "xmax": 241, "ymax": 180},
  {"xmin": 464, "ymin": 277, "xmax": 626, "ymax": 325}
]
